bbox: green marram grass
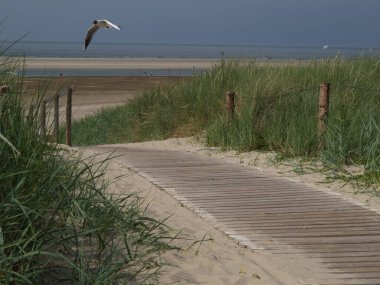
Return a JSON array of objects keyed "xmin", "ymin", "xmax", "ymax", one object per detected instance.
[
  {"xmin": 1, "ymin": 58, "xmax": 181, "ymax": 283},
  {"xmin": 71, "ymin": 58, "xmax": 380, "ymax": 189}
]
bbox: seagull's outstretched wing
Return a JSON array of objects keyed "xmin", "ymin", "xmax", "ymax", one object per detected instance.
[
  {"xmin": 83, "ymin": 24, "xmax": 99, "ymax": 51},
  {"xmin": 104, "ymin": 19, "xmax": 121, "ymax": 30},
  {"xmin": 83, "ymin": 19, "xmax": 121, "ymax": 51}
]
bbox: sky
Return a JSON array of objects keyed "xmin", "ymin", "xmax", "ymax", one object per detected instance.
[{"xmin": 1, "ymin": 0, "xmax": 380, "ymax": 47}]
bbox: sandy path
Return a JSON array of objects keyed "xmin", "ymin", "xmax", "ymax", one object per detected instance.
[
  {"xmin": 80, "ymin": 145, "xmax": 301, "ymax": 285},
  {"xmin": 80, "ymin": 138, "xmax": 380, "ymax": 285}
]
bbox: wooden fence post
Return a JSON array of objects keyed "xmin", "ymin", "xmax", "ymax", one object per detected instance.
[
  {"xmin": 318, "ymin": 82, "xmax": 330, "ymax": 145},
  {"xmin": 53, "ymin": 93, "xmax": 59, "ymax": 143},
  {"xmin": 66, "ymin": 87, "xmax": 73, "ymax": 146},
  {"xmin": 0, "ymin": 85, "xmax": 9, "ymax": 95},
  {"xmin": 27, "ymin": 104, "xmax": 34, "ymax": 124},
  {"xmin": 40, "ymin": 99, "xmax": 47, "ymax": 137},
  {"xmin": 226, "ymin": 90, "xmax": 236, "ymax": 120}
]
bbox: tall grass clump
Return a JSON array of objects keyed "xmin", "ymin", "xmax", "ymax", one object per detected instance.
[
  {"xmin": 206, "ymin": 58, "xmax": 380, "ymax": 185},
  {"xmin": 0, "ymin": 57, "xmax": 179, "ymax": 284}
]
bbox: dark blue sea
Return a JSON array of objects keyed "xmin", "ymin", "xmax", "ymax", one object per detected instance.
[{"xmin": 3, "ymin": 41, "xmax": 377, "ymax": 77}]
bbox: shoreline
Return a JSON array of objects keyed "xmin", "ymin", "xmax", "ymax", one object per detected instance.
[
  {"xmin": 23, "ymin": 57, "xmax": 224, "ymax": 70},
  {"xmin": 15, "ymin": 57, "xmax": 304, "ymax": 77},
  {"xmin": 18, "ymin": 57, "xmax": 232, "ymax": 77}
]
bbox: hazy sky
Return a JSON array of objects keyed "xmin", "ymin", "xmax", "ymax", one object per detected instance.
[{"xmin": 1, "ymin": 0, "xmax": 380, "ymax": 47}]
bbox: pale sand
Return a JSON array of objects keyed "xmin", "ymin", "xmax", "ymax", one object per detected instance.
[
  {"xmin": 21, "ymin": 57, "xmax": 300, "ymax": 72},
  {"xmin": 79, "ymin": 145, "xmax": 302, "ymax": 285},
  {"xmin": 23, "ymin": 57, "xmax": 222, "ymax": 70}
]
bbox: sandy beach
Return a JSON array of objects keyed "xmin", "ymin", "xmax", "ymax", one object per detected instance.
[
  {"xmin": 23, "ymin": 57, "xmax": 222, "ymax": 70},
  {"xmin": 3, "ymin": 56, "xmax": 304, "ymax": 77},
  {"xmin": 23, "ymin": 75, "xmax": 188, "ymax": 121},
  {"xmin": 19, "ymin": 57, "xmax": 299, "ymax": 77},
  {"xmin": 21, "ymin": 57, "xmax": 301, "ymax": 69}
]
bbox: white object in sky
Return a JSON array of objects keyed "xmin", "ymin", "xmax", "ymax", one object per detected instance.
[
  {"xmin": 323, "ymin": 45, "xmax": 329, "ymax": 49},
  {"xmin": 83, "ymin": 19, "xmax": 121, "ymax": 51}
]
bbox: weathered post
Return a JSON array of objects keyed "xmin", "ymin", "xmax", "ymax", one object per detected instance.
[
  {"xmin": 318, "ymin": 83, "xmax": 330, "ymax": 146},
  {"xmin": 27, "ymin": 104, "xmax": 34, "ymax": 124},
  {"xmin": 66, "ymin": 87, "xmax": 73, "ymax": 146},
  {"xmin": 40, "ymin": 99, "xmax": 47, "ymax": 137},
  {"xmin": 53, "ymin": 93, "xmax": 59, "ymax": 143},
  {"xmin": 0, "ymin": 85, "xmax": 9, "ymax": 95},
  {"xmin": 226, "ymin": 90, "xmax": 236, "ymax": 120}
]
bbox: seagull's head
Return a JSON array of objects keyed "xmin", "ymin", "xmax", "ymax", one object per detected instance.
[{"xmin": 93, "ymin": 20, "xmax": 97, "ymax": 24}]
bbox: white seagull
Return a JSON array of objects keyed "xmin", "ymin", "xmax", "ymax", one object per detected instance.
[{"xmin": 83, "ymin": 19, "xmax": 121, "ymax": 51}]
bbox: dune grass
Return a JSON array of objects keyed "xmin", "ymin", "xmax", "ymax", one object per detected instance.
[
  {"xmin": 71, "ymin": 58, "xmax": 380, "ymax": 190},
  {"xmin": 1, "ymin": 58, "xmax": 180, "ymax": 283}
]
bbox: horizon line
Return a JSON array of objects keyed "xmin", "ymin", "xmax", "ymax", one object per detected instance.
[{"xmin": 3, "ymin": 40, "xmax": 378, "ymax": 50}]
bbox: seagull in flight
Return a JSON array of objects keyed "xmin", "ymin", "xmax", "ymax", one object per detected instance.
[{"xmin": 83, "ymin": 19, "xmax": 121, "ymax": 51}]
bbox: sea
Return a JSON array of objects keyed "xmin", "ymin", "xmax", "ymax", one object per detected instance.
[{"xmin": 3, "ymin": 41, "xmax": 378, "ymax": 77}]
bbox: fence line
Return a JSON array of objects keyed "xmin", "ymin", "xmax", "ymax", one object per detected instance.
[
  {"xmin": 225, "ymin": 82, "xmax": 331, "ymax": 150},
  {"xmin": 27, "ymin": 85, "xmax": 75, "ymax": 145}
]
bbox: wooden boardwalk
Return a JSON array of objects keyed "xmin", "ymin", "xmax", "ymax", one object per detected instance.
[{"xmin": 90, "ymin": 145, "xmax": 380, "ymax": 285}]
